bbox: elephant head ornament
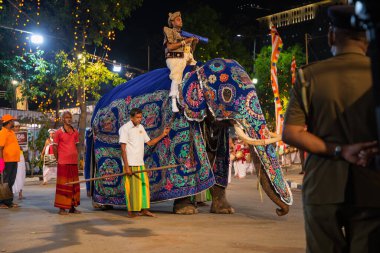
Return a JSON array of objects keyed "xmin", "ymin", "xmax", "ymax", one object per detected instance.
[{"xmin": 180, "ymin": 59, "xmax": 293, "ymax": 212}]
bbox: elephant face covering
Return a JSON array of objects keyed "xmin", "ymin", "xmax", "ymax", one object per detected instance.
[{"xmin": 180, "ymin": 58, "xmax": 293, "ymax": 205}]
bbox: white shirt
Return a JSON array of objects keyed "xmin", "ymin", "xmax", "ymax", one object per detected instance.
[{"xmin": 119, "ymin": 121, "xmax": 150, "ymax": 166}]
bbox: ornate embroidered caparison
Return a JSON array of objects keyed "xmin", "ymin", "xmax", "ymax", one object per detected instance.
[{"xmin": 85, "ymin": 59, "xmax": 293, "ymax": 207}]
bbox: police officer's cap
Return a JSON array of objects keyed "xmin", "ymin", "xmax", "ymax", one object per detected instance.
[
  {"xmin": 168, "ymin": 11, "xmax": 181, "ymax": 28},
  {"xmin": 328, "ymin": 5, "xmax": 364, "ymax": 31}
]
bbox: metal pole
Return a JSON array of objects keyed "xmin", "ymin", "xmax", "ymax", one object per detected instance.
[
  {"xmin": 253, "ymin": 38, "xmax": 257, "ymax": 74},
  {"xmin": 305, "ymin": 33, "xmax": 309, "ymax": 64},
  {"xmin": 13, "ymin": 86, "xmax": 17, "ymax": 109}
]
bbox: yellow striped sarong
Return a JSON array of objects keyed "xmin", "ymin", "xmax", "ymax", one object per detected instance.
[{"xmin": 125, "ymin": 166, "xmax": 150, "ymax": 211}]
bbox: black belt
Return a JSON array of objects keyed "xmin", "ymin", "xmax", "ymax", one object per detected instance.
[{"xmin": 165, "ymin": 52, "xmax": 184, "ymax": 59}]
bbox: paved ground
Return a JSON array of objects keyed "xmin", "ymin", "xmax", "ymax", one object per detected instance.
[
  {"xmin": 282, "ymin": 164, "xmax": 304, "ymax": 189},
  {"xmin": 0, "ymin": 166, "xmax": 306, "ymax": 253}
]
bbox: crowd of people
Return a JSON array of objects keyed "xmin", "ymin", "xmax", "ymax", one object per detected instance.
[
  {"xmin": 1, "ymin": 4, "xmax": 379, "ymax": 252},
  {"xmin": 0, "ymin": 115, "xmax": 60, "ymax": 209}
]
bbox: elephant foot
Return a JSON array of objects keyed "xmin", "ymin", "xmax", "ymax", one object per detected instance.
[
  {"xmin": 210, "ymin": 185, "xmax": 235, "ymax": 214},
  {"xmin": 173, "ymin": 197, "xmax": 198, "ymax": 215},
  {"xmin": 92, "ymin": 202, "xmax": 102, "ymax": 209},
  {"xmin": 92, "ymin": 202, "xmax": 114, "ymax": 210}
]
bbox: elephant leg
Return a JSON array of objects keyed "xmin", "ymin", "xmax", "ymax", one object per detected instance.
[
  {"xmin": 257, "ymin": 165, "xmax": 289, "ymax": 216},
  {"xmin": 92, "ymin": 201, "xmax": 114, "ymax": 210},
  {"xmin": 210, "ymin": 185, "xmax": 235, "ymax": 214},
  {"xmin": 173, "ymin": 197, "xmax": 198, "ymax": 215}
]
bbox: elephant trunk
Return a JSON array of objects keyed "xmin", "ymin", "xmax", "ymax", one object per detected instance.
[{"xmin": 256, "ymin": 164, "xmax": 289, "ymax": 216}]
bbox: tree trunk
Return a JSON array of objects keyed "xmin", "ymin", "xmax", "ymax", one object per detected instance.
[
  {"xmin": 54, "ymin": 98, "xmax": 60, "ymax": 129},
  {"xmin": 77, "ymin": 86, "xmax": 86, "ymax": 170}
]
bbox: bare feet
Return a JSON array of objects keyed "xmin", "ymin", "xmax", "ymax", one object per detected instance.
[
  {"xmin": 58, "ymin": 209, "xmax": 68, "ymax": 215},
  {"xmin": 69, "ymin": 207, "xmax": 81, "ymax": 214},
  {"xmin": 140, "ymin": 209, "xmax": 157, "ymax": 217},
  {"xmin": 10, "ymin": 203, "xmax": 19, "ymax": 208},
  {"xmin": 127, "ymin": 211, "xmax": 139, "ymax": 218},
  {"xmin": 41, "ymin": 182, "xmax": 47, "ymax": 186},
  {"xmin": 0, "ymin": 204, "xmax": 9, "ymax": 209}
]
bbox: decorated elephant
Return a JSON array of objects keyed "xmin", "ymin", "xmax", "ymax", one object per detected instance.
[{"xmin": 84, "ymin": 58, "xmax": 293, "ymax": 216}]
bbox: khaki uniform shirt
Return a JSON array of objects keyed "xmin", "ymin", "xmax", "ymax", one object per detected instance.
[
  {"xmin": 163, "ymin": 27, "xmax": 195, "ymax": 55},
  {"xmin": 284, "ymin": 52, "xmax": 380, "ymax": 207}
]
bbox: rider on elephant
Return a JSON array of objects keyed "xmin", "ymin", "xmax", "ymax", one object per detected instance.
[{"xmin": 164, "ymin": 11, "xmax": 199, "ymax": 112}]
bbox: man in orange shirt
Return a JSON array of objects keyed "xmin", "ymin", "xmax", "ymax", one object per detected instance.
[{"xmin": 0, "ymin": 114, "xmax": 20, "ymax": 209}]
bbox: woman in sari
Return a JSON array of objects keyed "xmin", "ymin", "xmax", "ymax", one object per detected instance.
[{"xmin": 41, "ymin": 129, "xmax": 57, "ymax": 185}]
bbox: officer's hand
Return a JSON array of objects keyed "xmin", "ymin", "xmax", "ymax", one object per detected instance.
[{"xmin": 342, "ymin": 141, "xmax": 378, "ymax": 167}]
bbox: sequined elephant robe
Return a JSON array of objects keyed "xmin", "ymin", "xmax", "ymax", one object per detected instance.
[{"xmin": 85, "ymin": 58, "xmax": 293, "ymax": 215}]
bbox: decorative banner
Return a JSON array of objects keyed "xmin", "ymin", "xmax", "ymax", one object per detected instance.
[
  {"xmin": 291, "ymin": 55, "xmax": 297, "ymax": 85},
  {"xmin": 270, "ymin": 26, "xmax": 284, "ymax": 138}
]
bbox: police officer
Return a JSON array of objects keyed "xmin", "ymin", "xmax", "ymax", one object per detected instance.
[
  {"xmin": 283, "ymin": 5, "xmax": 380, "ymax": 253},
  {"xmin": 163, "ymin": 11, "xmax": 198, "ymax": 112}
]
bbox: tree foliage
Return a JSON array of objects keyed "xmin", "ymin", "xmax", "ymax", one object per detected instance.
[
  {"xmin": 0, "ymin": 0, "xmax": 143, "ymax": 54},
  {"xmin": 0, "ymin": 51, "xmax": 48, "ymax": 103},
  {"xmin": 254, "ymin": 44, "xmax": 305, "ymax": 128},
  {"xmin": 184, "ymin": 5, "xmax": 252, "ymax": 73},
  {"xmin": 64, "ymin": 52, "xmax": 125, "ymax": 101}
]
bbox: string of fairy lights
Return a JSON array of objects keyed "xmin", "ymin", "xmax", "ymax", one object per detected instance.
[{"xmin": 1, "ymin": 0, "xmax": 145, "ymax": 121}]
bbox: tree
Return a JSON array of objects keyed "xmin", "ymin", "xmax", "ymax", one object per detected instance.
[
  {"xmin": 0, "ymin": 1, "xmax": 140, "ymax": 159},
  {"xmin": 254, "ymin": 44, "xmax": 305, "ymax": 129},
  {"xmin": 0, "ymin": 0, "xmax": 143, "ymax": 54},
  {"xmin": 63, "ymin": 51, "xmax": 125, "ymax": 158},
  {"xmin": 0, "ymin": 50, "xmax": 48, "ymax": 106}
]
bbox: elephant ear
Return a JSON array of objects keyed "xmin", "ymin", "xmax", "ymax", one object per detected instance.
[{"xmin": 179, "ymin": 70, "xmax": 207, "ymax": 121}]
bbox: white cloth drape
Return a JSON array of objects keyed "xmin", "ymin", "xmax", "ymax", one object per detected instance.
[
  {"xmin": 12, "ymin": 153, "xmax": 26, "ymax": 194},
  {"xmin": 42, "ymin": 143, "xmax": 57, "ymax": 183}
]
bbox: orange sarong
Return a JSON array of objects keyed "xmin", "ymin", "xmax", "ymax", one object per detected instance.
[{"xmin": 54, "ymin": 164, "xmax": 80, "ymax": 209}]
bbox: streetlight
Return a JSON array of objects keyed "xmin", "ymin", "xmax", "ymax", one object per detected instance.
[
  {"xmin": 11, "ymin": 80, "xmax": 18, "ymax": 109},
  {"xmin": 252, "ymin": 78, "xmax": 258, "ymax": 85},
  {"xmin": 113, "ymin": 65, "xmax": 121, "ymax": 72},
  {"xmin": 30, "ymin": 34, "xmax": 44, "ymax": 45}
]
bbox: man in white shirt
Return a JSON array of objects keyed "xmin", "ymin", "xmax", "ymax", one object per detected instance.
[{"xmin": 119, "ymin": 108, "xmax": 170, "ymax": 218}]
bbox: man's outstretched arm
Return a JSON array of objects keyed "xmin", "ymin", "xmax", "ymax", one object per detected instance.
[{"xmin": 146, "ymin": 127, "xmax": 171, "ymax": 147}]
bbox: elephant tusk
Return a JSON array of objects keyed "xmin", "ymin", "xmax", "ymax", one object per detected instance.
[{"xmin": 234, "ymin": 124, "xmax": 282, "ymax": 146}]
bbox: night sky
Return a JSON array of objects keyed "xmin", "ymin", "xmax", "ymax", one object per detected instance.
[{"xmin": 108, "ymin": 0, "xmax": 320, "ymax": 72}]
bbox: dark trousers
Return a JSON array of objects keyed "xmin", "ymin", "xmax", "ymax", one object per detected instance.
[
  {"xmin": 304, "ymin": 203, "xmax": 380, "ymax": 253},
  {"xmin": 0, "ymin": 162, "xmax": 17, "ymax": 206}
]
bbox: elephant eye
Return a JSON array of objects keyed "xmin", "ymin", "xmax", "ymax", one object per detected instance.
[
  {"xmin": 223, "ymin": 89, "xmax": 232, "ymax": 102},
  {"xmin": 218, "ymin": 84, "xmax": 236, "ymax": 106}
]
